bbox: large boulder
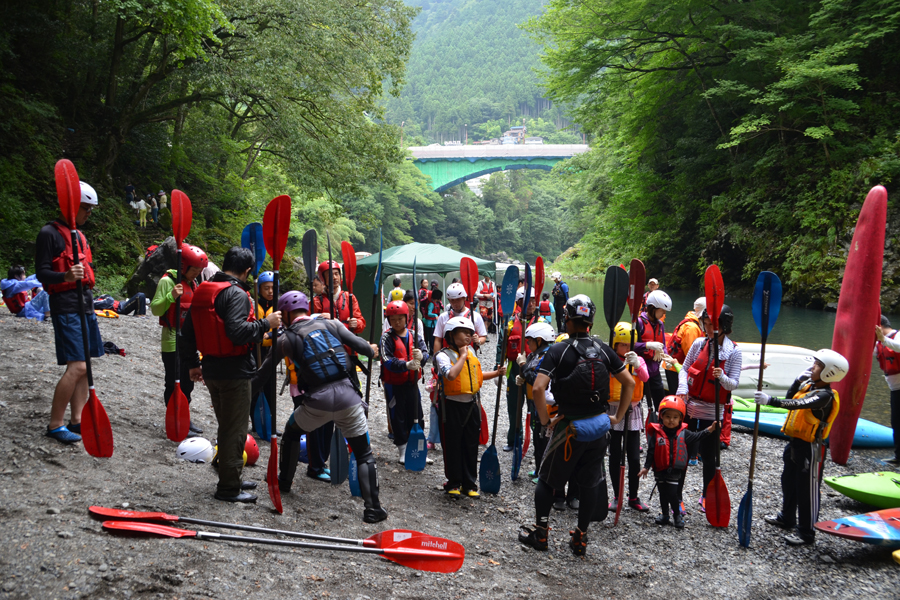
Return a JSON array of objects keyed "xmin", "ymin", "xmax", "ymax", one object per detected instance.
[{"xmin": 126, "ymin": 236, "xmax": 178, "ymax": 298}]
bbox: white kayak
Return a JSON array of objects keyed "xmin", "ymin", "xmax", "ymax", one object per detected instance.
[{"xmin": 735, "ymin": 342, "xmax": 816, "ymax": 397}]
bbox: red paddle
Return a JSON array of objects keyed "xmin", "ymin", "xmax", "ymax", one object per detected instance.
[
  {"xmin": 703, "ymin": 264, "xmax": 730, "ymax": 527},
  {"xmin": 165, "ymin": 190, "xmax": 192, "ymax": 443},
  {"xmin": 341, "ymin": 241, "xmax": 357, "ymax": 295},
  {"xmin": 101, "ymin": 520, "xmax": 464, "ymax": 573},
  {"xmin": 460, "ymin": 258, "xmax": 489, "ymax": 445},
  {"xmin": 54, "ymin": 159, "xmax": 113, "ymax": 458},
  {"xmin": 263, "ymin": 194, "xmax": 291, "ymax": 514}
]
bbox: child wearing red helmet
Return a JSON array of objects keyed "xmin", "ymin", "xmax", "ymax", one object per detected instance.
[{"xmin": 639, "ymin": 395, "xmax": 718, "ymax": 528}]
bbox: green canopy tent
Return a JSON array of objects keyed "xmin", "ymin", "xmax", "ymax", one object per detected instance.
[{"xmin": 353, "ymin": 242, "xmax": 496, "ymax": 342}]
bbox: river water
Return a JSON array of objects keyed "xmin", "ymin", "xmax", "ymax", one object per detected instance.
[{"xmin": 566, "ymin": 280, "xmax": 893, "ymax": 428}]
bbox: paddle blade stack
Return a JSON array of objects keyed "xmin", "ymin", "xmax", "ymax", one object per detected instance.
[{"xmin": 54, "ymin": 159, "xmax": 80, "ymax": 228}]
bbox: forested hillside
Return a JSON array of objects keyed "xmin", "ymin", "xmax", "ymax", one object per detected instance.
[{"xmin": 530, "ymin": 0, "xmax": 900, "ymax": 308}]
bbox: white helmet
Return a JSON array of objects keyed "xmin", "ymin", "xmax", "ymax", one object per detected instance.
[
  {"xmin": 444, "ymin": 316, "xmax": 475, "ymax": 334},
  {"xmin": 447, "ymin": 283, "xmax": 467, "ymax": 300},
  {"xmin": 645, "ymin": 290, "xmax": 672, "ymax": 312},
  {"xmin": 814, "ymin": 349, "xmax": 849, "ymax": 383},
  {"xmin": 516, "ymin": 286, "xmax": 536, "ymax": 302},
  {"xmin": 80, "ymin": 181, "xmax": 98, "ymax": 206},
  {"xmin": 552, "ymin": 271, "xmax": 562, "ymax": 280},
  {"xmin": 176, "ymin": 437, "xmax": 214, "ymax": 463},
  {"xmin": 693, "ymin": 297, "xmax": 707, "ymax": 313},
  {"xmin": 525, "ymin": 322, "xmax": 556, "ymax": 342}
]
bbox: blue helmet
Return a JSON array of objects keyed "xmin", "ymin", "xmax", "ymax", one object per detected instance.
[{"xmin": 258, "ymin": 271, "xmax": 274, "ymax": 284}]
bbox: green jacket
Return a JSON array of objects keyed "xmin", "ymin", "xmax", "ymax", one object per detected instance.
[{"xmin": 150, "ymin": 269, "xmax": 183, "ymax": 352}]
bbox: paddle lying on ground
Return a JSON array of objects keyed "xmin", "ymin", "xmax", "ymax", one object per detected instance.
[
  {"xmin": 101, "ymin": 521, "xmax": 464, "ymax": 573},
  {"xmin": 263, "ymin": 194, "xmax": 291, "ymax": 514},
  {"xmin": 738, "ymin": 272, "xmax": 782, "ymax": 547},
  {"xmin": 54, "ymin": 159, "xmax": 113, "ymax": 458},
  {"xmin": 511, "ymin": 262, "xmax": 532, "ymax": 481},
  {"xmin": 325, "ymin": 232, "xmax": 350, "ymax": 486},
  {"xmin": 165, "ymin": 190, "xmax": 192, "ymax": 443},
  {"xmin": 460, "ymin": 257, "xmax": 490, "ymax": 446},
  {"xmin": 405, "ymin": 256, "xmax": 429, "ymax": 471},
  {"xmin": 704, "ymin": 264, "xmax": 730, "ymax": 527},
  {"xmin": 365, "ymin": 229, "xmax": 384, "ymax": 407},
  {"xmin": 479, "ymin": 265, "xmax": 519, "ymax": 494},
  {"xmin": 242, "ymin": 222, "xmax": 271, "ymax": 439}
]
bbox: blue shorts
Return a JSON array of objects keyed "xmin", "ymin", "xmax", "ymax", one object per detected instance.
[{"xmin": 52, "ymin": 312, "xmax": 103, "ymax": 365}]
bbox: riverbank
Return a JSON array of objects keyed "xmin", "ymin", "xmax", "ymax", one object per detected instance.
[{"xmin": 0, "ymin": 314, "xmax": 898, "ymax": 599}]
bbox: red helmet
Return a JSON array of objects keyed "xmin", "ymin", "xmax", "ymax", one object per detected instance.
[
  {"xmin": 181, "ymin": 244, "xmax": 208, "ymax": 269},
  {"xmin": 658, "ymin": 395, "xmax": 686, "ymax": 418},
  {"xmin": 385, "ymin": 300, "xmax": 409, "ymax": 319},
  {"xmin": 317, "ymin": 260, "xmax": 342, "ymax": 279}
]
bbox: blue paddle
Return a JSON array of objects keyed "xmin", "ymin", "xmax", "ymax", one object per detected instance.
[
  {"xmin": 241, "ymin": 223, "xmax": 267, "ymax": 276},
  {"xmin": 738, "ymin": 271, "xmax": 782, "ymax": 547},
  {"xmin": 511, "ymin": 263, "xmax": 532, "ymax": 481},
  {"xmin": 253, "ymin": 391, "xmax": 272, "ymax": 440},
  {"xmin": 242, "ymin": 222, "xmax": 269, "ymax": 437},
  {"xmin": 349, "ymin": 434, "xmax": 363, "ymax": 497},
  {"xmin": 479, "ymin": 265, "xmax": 519, "ymax": 494},
  {"xmin": 406, "ymin": 257, "xmax": 429, "ymax": 471}
]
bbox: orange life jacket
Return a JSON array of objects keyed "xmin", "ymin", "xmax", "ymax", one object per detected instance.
[
  {"xmin": 47, "ymin": 221, "xmax": 95, "ymax": 293},
  {"xmin": 668, "ymin": 314, "xmax": 701, "ymax": 363},
  {"xmin": 610, "ymin": 369, "xmax": 644, "ymax": 403},
  {"xmin": 191, "ymin": 281, "xmax": 255, "ymax": 358}
]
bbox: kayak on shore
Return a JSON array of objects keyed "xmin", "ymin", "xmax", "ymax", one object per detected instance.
[
  {"xmin": 730, "ymin": 410, "xmax": 893, "ymax": 448},
  {"xmin": 824, "ymin": 472, "xmax": 900, "ymax": 509}
]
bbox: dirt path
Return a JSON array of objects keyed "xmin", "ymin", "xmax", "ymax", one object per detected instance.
[{"xmin": 0, "ymin": 315, "xmax": 897, "ymax": 599}]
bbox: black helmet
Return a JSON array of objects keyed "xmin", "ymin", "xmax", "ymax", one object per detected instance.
[
  {"xmin": 701, "ymin": 304, "xmax": 734, "ymax": 335},
  {"xmin": 564, "ymin": 294, "xmax": 596, "ymax": 325}
]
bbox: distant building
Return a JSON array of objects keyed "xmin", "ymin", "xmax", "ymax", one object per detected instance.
[
  {"xmin": 500, "ymin": 135, "xmax": 517, "ymax": 145},
  {"xmin": 444, "ymin": 140, "xmax": 462, "ymax": 146},
  {"xmin": 523, "ymin": 137, "xmax": 544, "ymax": 145}
]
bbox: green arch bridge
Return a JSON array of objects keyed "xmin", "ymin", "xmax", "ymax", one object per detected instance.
[{"xmin": 409, "ymin": 144, "xmax": 589, "ymax": 192}]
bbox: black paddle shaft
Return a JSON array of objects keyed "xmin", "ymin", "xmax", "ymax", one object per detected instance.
[{"xmin": 192, "ymin": 530, "xmax": 392, "ymax": 556}]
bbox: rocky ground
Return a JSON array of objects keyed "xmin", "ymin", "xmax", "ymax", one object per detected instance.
[{"xmin": 0, "ymin": 314, "xmax": 898, "ymax": 600}]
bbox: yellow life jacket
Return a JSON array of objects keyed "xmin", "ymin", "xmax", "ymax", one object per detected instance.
[
  {"xmin": 257, "ymin": 304, "xmax": 273, "ymax": 346},
  {"xmin": 609, "ymin": 372, "xmax": 643, "ymax": 403},
  {"xmin": 781, "ymin": 383, "xmax": 840, "ymax": 443},
  {"xmin": 94, "ymin": 309, "xmax": 119, "ymax": 319},
  {"xmin": 441, "ymin": 347, "xmax": 483, "ymax": 396},
  {"xmin": 285, "ymin": 357, "xmax": 297, "ymax": 386}
]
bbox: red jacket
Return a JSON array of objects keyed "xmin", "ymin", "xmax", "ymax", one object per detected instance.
[{"xmin": 313, "ymin": 291, "xmax": 366, "ymax": 334}]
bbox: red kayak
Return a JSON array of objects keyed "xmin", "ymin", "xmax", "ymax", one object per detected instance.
[{"xmin": 830, "ymin": 186, "xmax": 888, "ymax": 465}]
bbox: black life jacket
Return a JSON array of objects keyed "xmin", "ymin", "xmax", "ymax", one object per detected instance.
[{"xmin": 552, "ymin": 337, "xmax": 611, "ymax": 417}]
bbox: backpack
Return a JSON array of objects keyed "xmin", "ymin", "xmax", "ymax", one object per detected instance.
[
  {"xmin": 552, "ymin": 338, "xmax": 611, "ymax": 413},
  {"xmin": 285, "ymin": 319, "xmax": 354, "ymax": 389},
  {"xmin": 145, "ymin": 244, "xmax": 159, "ymax": 260}
]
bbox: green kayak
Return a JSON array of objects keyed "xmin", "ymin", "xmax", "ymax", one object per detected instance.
[
  {"xmin": 824, "ymin": 472, "xmax": 900, "ymax": 509},
  {"xmin": 732, "ymin": 395, "xmax": 788, "ymax": 414}
]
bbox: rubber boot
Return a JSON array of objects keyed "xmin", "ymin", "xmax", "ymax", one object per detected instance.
[
  {"xmin": 278, "ymin": 418, "xmax": 304, "ymax": 493},
  {"xmin": 349, "ymin": 434, "xmax": 387, "ymax": 523}
]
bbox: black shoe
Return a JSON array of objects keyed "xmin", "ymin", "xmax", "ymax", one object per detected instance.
[
  {"xmin": 673, "ymin": 513, "xmax": 685, "ymax": 529},
  {"xmin": 765, "ymin": 514, "xmax": 792, "ymax": 529},
  {"xmin": 241, "ymin": 481, "xmax": 258, "ymax": 490},
  {"xmin": 66, "ymin": 421, "xmax": 81, "ymax": 435},
  {"xmin": 363, "ymin": 507, "xmax": 388, "ymax": 523},
  {"xmin": 552, "ymin": 499, "xmax": 566, "ymax": 511},
  {"xmin": 569, "ymin": 528, "xmax": 587, "ymax": 557},
  {"xmin": 785, "ymin": 533, "xmax": 814, "ymax": 546},
  {"xmin": 214, "ymin": 491, "xmax": 257, "ymax": 503},
  {"xmin": 567, "ymin": 498, "xmax": 580, "ymax": 510},
  {"xmin": 720, "ymin": 441, "xmax": 728, "ymax": 450},
  {"xmin": 655, "ymin": 514, "xmax": 671, "ymax": 526},
  {"xmin": 189, "ymin": 421, "xmax": 203, "ymax": 434},
  {"xmin": 518, "ymin": 525, "xmax": 549, "ymax": 551}
]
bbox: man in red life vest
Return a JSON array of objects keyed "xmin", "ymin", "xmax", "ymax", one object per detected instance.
[
  {"xmin": 150, "ymin": 244, "xmax": 208, "ymax": 435},
  {"xmin": 312, "ymin": 260, "xmax": 366, "ymax": 334},
  {"xmin": 876, "ymin": 314, "xmax": 900, "ymax": 464},
  {"xmin": 35, "ymin": 181, "xmax": 102, "ymax": 444},
  {"xmin": 182, "ymin": 247, "xmax": 282, "ymax": 503}
]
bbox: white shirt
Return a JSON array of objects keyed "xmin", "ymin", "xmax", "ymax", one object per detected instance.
[{"xmin": 678, "ymin": 336, "xmax": 742, "ymax": 420}]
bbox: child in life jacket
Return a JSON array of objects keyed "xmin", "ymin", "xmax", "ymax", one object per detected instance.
[
  {"xmin": 754, "ymin": 349, "xmax": 848, "ymax": 545},
  {"xmin": 640, "ymin": 396, "xmax": 718, "ymax": 528},
  {"xmin": 435, "ymin": 316, "xmax": 500, "ymax": 497},
  {"xmin": 2, "ymin": 265, "xmax": 49, "ymax": 320},
  {"xmin": 380, "ymin": 300, "xmax": 430, "ymax": 464},
  {"xmin": 516, "ymin": 323, "xmax": 557, "ymax": 481},
  {"xmin": 538, "ymin": 292, "xmax": 554, "ymax": 326},
  {"xmin": 608, "ymin": 322, "xmax": 651, "ymax": 513}
]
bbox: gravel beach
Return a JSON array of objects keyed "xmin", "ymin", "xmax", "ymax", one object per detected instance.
[{"xmin": 0, "ymin": 314, "xmax": 898, "ymax": 599}]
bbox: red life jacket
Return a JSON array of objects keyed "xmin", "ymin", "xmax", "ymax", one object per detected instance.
[
  {"xmin": 316, "ymin": 291, "xmax": 357, "ymax": 326},
  {"xmin": 191, "ymin": 281, "xmax": 254, "ymax": 358},
  {"xmin": 440, "ymin": 306, "xmax": 474, "ymax": 349},
  {"xmin": 479, "ymin": 281, "xmax": 495, "ymax": 297},
  {"xmin": 47, "ymin": 221, "xmax": 95, "ymax": 293},
  {"xmin": 877, "ymin": 331, "xmax": 900, "ymax": 376},
  {"xmin": 668, "ymin": 315, "xmax": 701, "ymax": 363},
  {"xmin": 159, "ymin": 273, "xmax": 196, "ymax": 329},
  {"xmin": 639, "ymin": 314, "xmax": 665, "ymax": 345},
  {"xmin": 647, "ymin": 422, "xmax": 689, "ymax": 471},
  {"xmin": 686, "ymin": 339, "xmax": 733, "ymax": 404},
  {"xmin": 3, "ymin": 289, "xmax": 27, "ymax": 314},
  {"xmin": 538, "ymin": 300, "xmax": 552, "ymax": 316},
  {"xmin": 382, "ymin": 329, "xmax": 420, "ymax": 385},
  {"xmin": 506, "ymin": 313, "xmax": 537, "ymax": 361}
]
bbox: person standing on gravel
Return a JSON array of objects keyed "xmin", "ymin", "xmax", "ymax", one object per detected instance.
[
  {"xmin": 150, "ymin": 244, "xmax": 207, "ymax": 436},
  {"xmin": 520, "ymin": 294, "xmax": 633, "ymax": 557},
  {"xmin": 550, "ymin": 272, "xmax": 568, "ymax": 333},
  {"xmin": 875, "ymin": 315, "xmax": 900, "ymax": 465},
  {"xmin": 183, "ymin": 246, "xmax": 281, "ymax": 503},
  {"xmin": 35, "ymin": 181, "xmax": 102, "ymax": 445}
]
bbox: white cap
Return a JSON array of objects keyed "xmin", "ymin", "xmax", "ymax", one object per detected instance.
[
  {"xmin": 693, "ymin": 297, "xmax": 707, "ymax": 313},
  {"xmin": 648, "ymin": 278, "xmax": 659, "ymax": 285},
  {"xmin": 80, "ymin": 181, "xmax": 98, "ymax": 206}
]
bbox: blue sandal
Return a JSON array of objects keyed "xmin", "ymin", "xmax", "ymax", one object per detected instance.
[{"xmin": 46, "ymin": 426, "xmax": 81, "ymax": 444}]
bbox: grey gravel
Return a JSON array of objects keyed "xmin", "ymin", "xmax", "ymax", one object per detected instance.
[{"xmin": 0, "ymin": 315, "xmax": 898, "ymax": 599}]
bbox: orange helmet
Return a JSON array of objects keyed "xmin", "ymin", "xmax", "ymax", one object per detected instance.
[{"xmin": 658, "ymin": 395, "xmax": 686, "ymax": 418}]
